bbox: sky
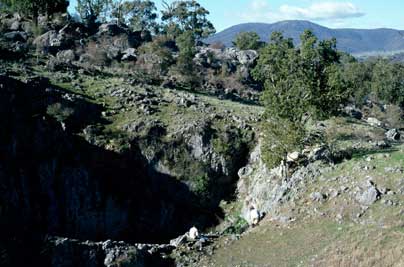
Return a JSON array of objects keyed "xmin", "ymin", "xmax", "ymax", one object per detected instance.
[{"xmin": 68, "ymin": 0, "xmax": 404, "ymax": 32}]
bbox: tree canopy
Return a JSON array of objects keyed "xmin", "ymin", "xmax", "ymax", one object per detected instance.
[
  {"xmin": 253, "ymin": 30, "xmax": 350, "ymax": 169},
  {"xmin": 110, "ymin": 0, "xmax": 159, "ymax": 33},
  {"xmin": 161, "ymin": 0, "xmax": 215, "ymax": 39}
]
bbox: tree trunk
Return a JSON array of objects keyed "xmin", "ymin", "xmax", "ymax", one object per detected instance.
[{"xmin": 32, "ymin": 2, "xmax": 39, "ymax": 27}]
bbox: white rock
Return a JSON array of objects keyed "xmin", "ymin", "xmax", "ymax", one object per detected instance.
[
  {"xmin": 248, "ymin": 207, "xmax": 260, "ymax": 226},
  {"xmin": 287, "ymin": 151, "xmax": 300, "ymax": 162},
  {"xmin": 367, "ymin": 117, "xmax": 383, "ymax": 127},
  {"xmin": 188, "ymin": 226, "xmax": 199, "ymax": 240}
]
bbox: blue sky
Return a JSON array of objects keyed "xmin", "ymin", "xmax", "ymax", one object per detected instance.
[{"xmin": 68, "ymin": 0, "xmax": 404, "ymax": 32}]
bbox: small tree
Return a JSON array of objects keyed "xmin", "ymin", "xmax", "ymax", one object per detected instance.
[
  {"xmin": 233, "ymin": 31, "xmax": 262, "ymax": 50},
  {"xmin": 176, "ymin": 31, "xmax": 196, "ymax": 75},
  {"xmin": 161, "ymin": 0, "xmax": 215, "ymax": 39},
  {"xmin": 137, "ymin": 35, "xmax": 175, "ymax": 75},
  {"xmin": 47, "ymin": 103, "xmax": 74, "ymax": 123},
  {"xmin": 254, "ymin": 31, "xmax": 350, "ymax": 172}
]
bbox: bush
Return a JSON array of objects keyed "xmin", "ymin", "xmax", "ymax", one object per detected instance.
[
  {"xmin": 223, "ymin": 216, "xmax": 248, "ymax": 235},
  {"xmin": 175, "ymin": 31, "xmax": 196, "ymax": 76},
  {"xmin": 233, "ymin": 31, "xmax": 263, "ymax": 50},
  {"xmin": 46, "ymin": 103, "xmax": 74, "ymax": 123},
  {"xmin": 136, "ymin": 35, "xmax": 175, "ymax": 76}
]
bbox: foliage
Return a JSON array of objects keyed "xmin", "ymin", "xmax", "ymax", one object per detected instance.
[
  {"xmin": 175, "ymin": 31, "xmax": 196, "ymax": 76},
  {"xmin": 253, "ymin": 30, "xmax": 350, "ymax": 169},
  {"xmin": 137, "ymin": 35, "xmax": 175, "ymax": 75},
  {"xmin": 371, "ymin": 59, "xmax": 404, "ymax": 106},
  {"xmin": 46, "ymin": 102, "xmax": 74, "ymax": 123},
  {"xmin": 261, "ymin": 117, "xmax": 305, "ymax": 169},
  {"xmin": 110, "ymin": 0, "xmax": 159, "ymax": 33},
  {"xmin": 342, "ymin": 61, "xmax": 372, "ymax": 105},
  {"xmin": 223, "ymin": 216, "xmax": 248, "ymax": 235},
  {"xmin": 192, "ymin": 173, "xmax": 210, "ymax": 199},
  {"xmin": 76, "ymin": 0, "xmax": 109, "ymax": 25},
  {"xmin": 342, "ymin": 58, "xmax": 404, "ymax": 107},
  {"xmin": 0, "ymin": 0, "xmax": 68, "ymax": 24},
  {"xmin": 233, "ymin": 31, "xmax": 262, "ymax": 50},
  {"xmin": 161, "ymin": 0, "xmax": 215, "ymax": 39}
]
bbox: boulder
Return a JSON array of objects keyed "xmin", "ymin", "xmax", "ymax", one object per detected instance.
[
  {"xmin": 356, "ymin": 180, "xmax": 381, "ymax": 206},
  {"xmin": 98, "ymin": 23, "xmax": 126, "ymax": 36},
  {"xmin": 59, "ymin": 22, "xmax": 86, "ymax": 38},
  {"xmin": 9, "ymin": 20, "xmax": 20, "ymax": 31},
  {"xmin": 122, "ymin": 47, "xmax": 137, "ymax": 61},
  {"xmin": 194, "ymin": 47, "xmax": 257, "ymax": 69},
  {"xmin": 367, "ymin": 117, "xmax": 383, "ymax": 127},
  {"xmin": 308, "ymin": 146, "xmax": 332, "ymax": 162},
  {"xmin": 287, "ymin": 151, "xmax": 301, "ymax": 162},
  {"xmin": 33, "ymin": 30, "xmax": 65, "ymax": 52},
  {"xmin": 48, "ymin": 50, "xmax": 77, "ymax": 71},
  {"xmin": 56, "ymin": 49, "xmax": 76, "ymax": 64},
  {"xmin": 3, "ymin": 31, "xmax": 27, "ymax": 42},
  {"xmin": 236, "ymin": 49, "xmax": 258, "ymax": 66},
  {"xmin": 188, "ymin": 226, "xmax": 199, "ymax": 240},
  {"xmin": 248, "ymin": 207, "xmax": 261, "ymax": 226},
  {"xmin": 344, "ymin": 105, "xmax": 363, "ymax": 119},
  {"xmin": 385, "ymin": 128, "xmax": 400, "ymax": 141}
]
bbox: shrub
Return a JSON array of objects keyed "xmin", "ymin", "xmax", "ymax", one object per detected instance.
[
  {"xmin": 223, "ymin": 216, "xmax": 248, "ymax": 235},
  {"xmin": 233, "ymin": 31, "xmax": 262, "ymax": 50},
  {"xmin": 46, "ymin": 103, "xmax": 74, "ymax": 123},
  {"xmin": 175, "ymin": 31, "xmax": 196, "ymax": 76},
  {"xmin": 136, "ymin": 35, "xmax": 175, "ymax": 76}
]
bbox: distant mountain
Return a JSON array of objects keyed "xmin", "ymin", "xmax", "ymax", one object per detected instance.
[{"xmin": 206, "ymin": 20, "xmax": 404, "ymax": 55}]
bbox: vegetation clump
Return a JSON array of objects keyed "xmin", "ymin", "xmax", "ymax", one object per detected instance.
[
  {"xmin": 233, "ymin": 31, "xmax": 263, "ymax": 50},
  {"xmin": 253, "ymin": 30, "xmax": 350, "ymax": 170},
  {"xmin": 46, "ymin": 102, "xmax": 74, "ymax": 123}
]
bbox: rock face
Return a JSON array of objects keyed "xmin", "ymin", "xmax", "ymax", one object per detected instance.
[{"xmin": 237, "ymin": 142, "xmax": 326, "ymax": 221}]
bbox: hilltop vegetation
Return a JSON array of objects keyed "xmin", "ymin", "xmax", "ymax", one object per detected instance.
[{"xmin": 206, "ymin": 20, "xmax": 404, "ymax": 55}]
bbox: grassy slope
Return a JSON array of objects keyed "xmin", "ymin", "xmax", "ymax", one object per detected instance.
[{"xmin": 199, "ymin": 118, "xmax": 404, "ymax": 267}]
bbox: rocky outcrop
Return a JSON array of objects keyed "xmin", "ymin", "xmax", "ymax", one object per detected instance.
[
  {"xmin": 237, "ymin": 142, "xmax": 329, "ymax": 222},
  {"xmin": 34, "ymin": 30, "xmax": 73, "ymax": 53},
  {"xmin": 45, "ymin": 237, "xmax": 173, "ymax": 267},
  {"xmin": 96, "ymin": 23, "xmax": 142, "ymax": 61},
  {"xmin": 385, "ymin": 128, "xmax": 401, "ymax": 141},
  {"xmin": 194, "ymin": 47, "xmax": 258, "ymax": 69}
]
